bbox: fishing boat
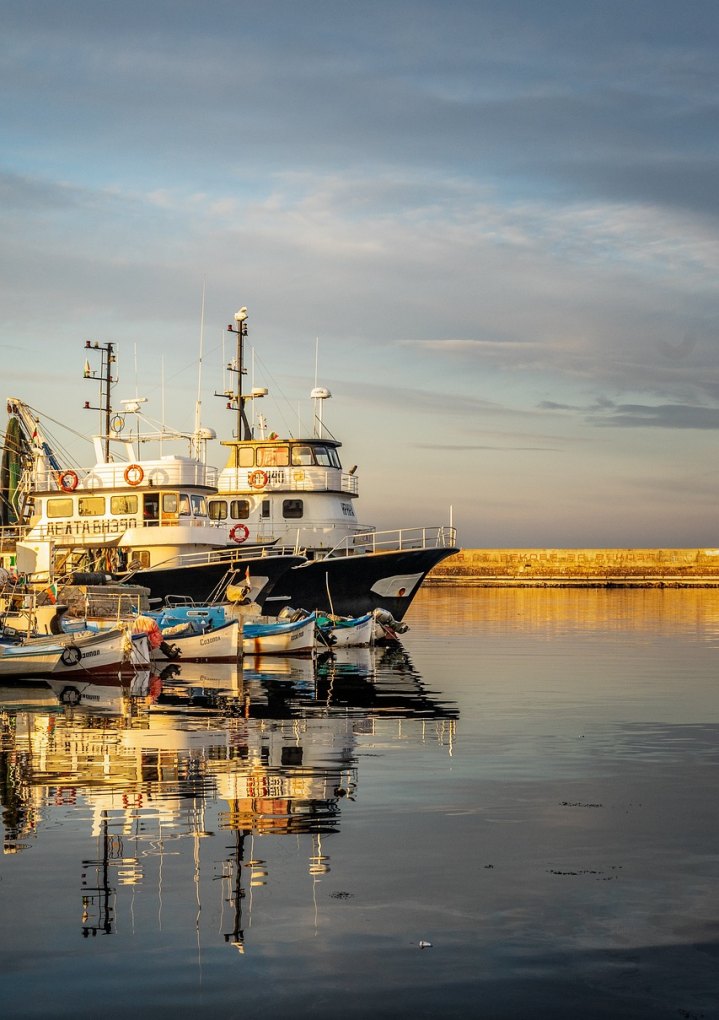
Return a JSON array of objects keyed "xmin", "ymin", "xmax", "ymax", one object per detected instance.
[
  {"xmin": 149, "ymin": 617, "xmax": 241, "ymax": 663},
  {"xmin": 206, "ymin": 307, "xmax": 459, "ymax": 619},
  {"xmin": 242, "ymin": 612, "xmax": 317, "ymax": 656},
  {"xmin": 1, "ymin": 342, "xmax": 304, "ymax": 606},
  {"xmin": 0, "ymin": 625, "xmax": 147, "ymax": 678},
  {"xmin": 316, "ymin": 611, "xmax": 374, "ymax": 648}
]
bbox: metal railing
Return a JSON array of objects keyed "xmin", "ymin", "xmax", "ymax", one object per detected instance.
[
  {"xmin": 217, "ymin": 468, "xmax": 359, "ymax": 496},
  {"xmin": 319, "ymin": 525, "xmax": 458, "ymax": 559}
]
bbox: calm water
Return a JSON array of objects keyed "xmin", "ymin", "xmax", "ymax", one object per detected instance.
[{"xmin": 1, "ymin": 587, "xmax": 718, "ymax": 1019}]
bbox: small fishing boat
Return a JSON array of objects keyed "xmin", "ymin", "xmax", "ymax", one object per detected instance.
[
  {"xmin": 0, "ymin": 625, "xmax": 147, "ymax": 678},
  {"xmin": 316, "ymin": 611, "xmax": 374, "ymax": 648},
  {"xmin": 0, "ymin": 640, "xmax": 62, "ymax": 678},
  {"xmin": 150, "ymin": 617, "xmax": 241, "ymax": 663},
  {"xmin": 242, "ymin": 612, "xmax": 317, "ymax": 656}
]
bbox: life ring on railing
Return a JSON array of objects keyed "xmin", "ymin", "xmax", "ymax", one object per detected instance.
[
  {"xmin": 124, "ymin": 464, "xmax": 144, "ymax": 486},
  {"xmin": 230, "ymin": 524, "xmax": 250, "ymax": 544},
  {"xmin": 58, "ymin": 470, "xmax": 79, "ymax": 492},
  {"xmin": 248, "ymin": 469, "xmax": 268, "ymax": 489}
]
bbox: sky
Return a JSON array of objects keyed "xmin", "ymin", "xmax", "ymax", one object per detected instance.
[{"xmin": 2, "ymin": 0, "xmax": 719, "ymax": 548}]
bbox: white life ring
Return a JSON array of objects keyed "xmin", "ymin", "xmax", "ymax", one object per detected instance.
[
  {"xmin": 58, "ymin": 470, "xmax": 79, "ymax": 492},
  {"xmin": 124, "ymin": 464, "xmax": 144, "ymax": 486},
  {"xmin": 230, "ymin": 523, "xmax": 250, "ymax": 544},
  {"xmin": 248, "ymin": 469, "xmax": 268, "ymax": 489}
]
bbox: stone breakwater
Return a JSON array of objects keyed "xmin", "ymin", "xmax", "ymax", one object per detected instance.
[{"xmin": 427, "ymin": 549, "xmax": 719, "ymax": 587}]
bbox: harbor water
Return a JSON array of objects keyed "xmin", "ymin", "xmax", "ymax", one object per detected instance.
[{"xmin": 1, "ymin": 587, "xmax": 717, "ymax": 1019}]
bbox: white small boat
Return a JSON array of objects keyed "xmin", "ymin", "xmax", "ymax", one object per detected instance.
[
  {"xmin": 151, "ymin": 617, "xmax": 241, "ymax": 663},
  {"xmin": 317, "ymin": 611, "xmax": 374, "ymax": 648},
  {"xmin": 0, "ymin": 625, "xmax": 144, "ymax": 678},
  {"xmin": 242, "ymin": 612, "xmax": 317, "ymax": 656},
  {"xmin": 0, "ymin": 641, "xmax": 62, "ymax": 678}
]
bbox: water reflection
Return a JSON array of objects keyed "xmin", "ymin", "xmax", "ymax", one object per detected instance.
[
  {"xmin": 0, "ymin": 645, "xmax": 457, "ymax": 949},
  {"xmin": 414, "ymin": 584, "xmax": 719, "ymax": 638}
]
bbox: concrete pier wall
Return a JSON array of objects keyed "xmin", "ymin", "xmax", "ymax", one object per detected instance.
[{"xmin": 427, "ymin": 549, "xmax": 719, "ymax": 586}]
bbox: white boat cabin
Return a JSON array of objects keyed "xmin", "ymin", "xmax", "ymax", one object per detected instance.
[
  {"xmin": 22, "ymin": 451, "xmax": 230, "ymax": 572},
  {"xmin": 212, "ymin": 437, "xmax": 367, "ymax": 551}
]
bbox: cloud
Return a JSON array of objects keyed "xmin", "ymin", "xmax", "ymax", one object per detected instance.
[{"xmin": 588, "ymin": 403, "xmax": 719, "ymax": 429}]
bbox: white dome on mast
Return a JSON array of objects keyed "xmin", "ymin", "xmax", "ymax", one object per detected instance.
[{"xmin": 311, "ymin": 387, "xmax": 332, "ymax": 438}]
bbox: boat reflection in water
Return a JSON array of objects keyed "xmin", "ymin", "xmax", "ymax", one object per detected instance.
[{"xmin": 0, "ymin": 645, "xmax": 457, "ymax": 949}]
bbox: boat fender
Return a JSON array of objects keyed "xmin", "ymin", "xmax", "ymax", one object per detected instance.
[
  {"xmin": 58, "ymin": 469, "xmax": 79, "ymax": 492},
  {"xmin": 60, "ymin": 644, "xmax": 82, "ymax": 667},
  {"xmin": 59, "ymin": 685, "xmax": 81, "ymax": 705},
  {"xmin": 124, "ymin": 463, "xmax": 144, "ymax": 486},
  {"xmin": 229, "ymin": 523, "xmax": 250, "ymax": 544},
  {"xmin": 248, "ymin": 469, "xmax": 268, "ymax": 489}
]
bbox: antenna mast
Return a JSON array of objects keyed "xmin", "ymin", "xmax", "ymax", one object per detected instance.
[
  {"xmin": 83, "ymin": 340, "xmax": 117, "ymax": 460},
  {"xmin": 194, "ymin": 280, "xmax": 206, "ymax": 447},
  {"xmin": 223, "ymin": 308, "xmax": 250, "ymax": 440}
]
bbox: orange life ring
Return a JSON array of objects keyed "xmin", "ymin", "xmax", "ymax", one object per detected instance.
[
  {"xmin": 230, "ymin": 523, "xmax": 250, "ymax": 544},
  {"xmin": 124, "ymin": 464, "xmax": 144, "ymax": 486},
  {"xmin": 58, "ymin": 470, "xmax": 79, "ymax": 492},
  {"xmin": 248, "ymin": 469, "xmax": 268, "ymax": 489}
]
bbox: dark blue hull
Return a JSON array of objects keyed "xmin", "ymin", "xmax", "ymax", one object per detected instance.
[{"xmin": 263, "ymin": 546, "xmax": 459, "ymax": 620}]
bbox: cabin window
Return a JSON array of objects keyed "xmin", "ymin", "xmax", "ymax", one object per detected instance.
[
  {"xmin": 179, "ymin": 494, "xmax": 191, "ymax": 516},
  {"xmin": 238, "ymin": 447, "xmax": 255, "ymax": 468},
  {"xmin": 128, "ymin": 550, "xmax": 151, "ymax": 568},
  {"xmin": 111, "ymin": 495, "xmax": 138, "ymax": 514},
  {"xmin": 209, "ymin": 500, "xmax": 227, "ymax": 521},
  {"xmin": 78, "ymin": 496, "xmax": 105, "ymax": 517},
  {"xmin": 328, "ymin": 447, "xmax": 341, "ymax": 468},
  {"xmin": 47, "ymin": 498, "xmax": 73, "ymax": 518},
  {"xmin": 230, "ymin": 499, "xmax": 250, "ymax": 520},
  {"xmin": 261, "ymin": 499, "xmax": 271, "ymax": 519},
  {"xmin": 162, "ymin": 493, "xmax": 178, "ymax": 514},
  {"xmin": 282, "ymin": 499, "xmax": 303, "ymax": 519},
  {"xmin": 144, "ymin": 494, "xmax": 160, "ymax": 525},
  {"xmin": 257, "ymin": 445, "xmax": 289, "ymax": 467},
  {"xmin": 314, "ymin": 446, "xmax": 332, "ymax": 466},
  {"xmin": 191, "ymin": 494, "xmax": 206, "ymax": 516},
  {"xmin": 291, "ymin": 446, "xmax": 314, "ymax": 466}
]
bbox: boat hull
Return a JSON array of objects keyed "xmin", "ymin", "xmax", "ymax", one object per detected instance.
[
  {"xmin": 152, "ymin": 618, "xmax": 241, "ymax": 663},
  {"xmin": 321, "ymin": 612, "xmax": 374, "ymax": 648},
  {"xmin": 242, "ymin": 614, "xmax": 316, "ymax": 656},
  {"xmin": 121, "ymin": 553, "xmax": 305, "ymax": 606},
  {"xmin": 264, "ymin": 546, "xmax": 458, "ymax": 620},
  {"xmin": 0, "ymin": 627, "xmax": 145, "ymax": 678}
]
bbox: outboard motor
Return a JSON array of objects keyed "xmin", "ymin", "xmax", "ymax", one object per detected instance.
[{"xmin": 374, "ymin": 609, "xmax": 409, "ymax": 635}]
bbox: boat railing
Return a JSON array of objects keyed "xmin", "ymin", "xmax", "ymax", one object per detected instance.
[
  {"xmin": 320, "ymin": 525, "xmax": 458, "ymax": 559},
  {"xmin": 32, "ymin": 460, "xmax": 219, "ymax": 491},
  {"xmin": 72, "ymin": 588, "xmax": 147, "ymax": 623},
  {"xmin": 123, "ymin": 543, "xmax": 302, "ymax": 574},
  {"xmin": 217, "ymin": 468, "xmax": 359, "ymax": 496}
]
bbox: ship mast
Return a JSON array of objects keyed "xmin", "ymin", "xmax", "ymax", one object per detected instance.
[
  {"xmin": 220, "ymin": 308, "xmax": 267, "ymax": 442},
  {"xmin": 227, "ymin": 308, "xmax": 250, "ymax": 441},
  {"xmin": 83, "ymin": 341, "xmax": 117, "ymax": 460}
]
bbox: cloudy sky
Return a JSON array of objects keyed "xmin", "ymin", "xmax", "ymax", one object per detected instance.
[{"xmin": 2, "ymin": 0, "xmax": 719, "ymax": 547}]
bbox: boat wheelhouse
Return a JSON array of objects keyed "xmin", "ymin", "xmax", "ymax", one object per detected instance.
[{"xmin": 210, "ymin": 436, "xmax": 361, "ymax": 553}]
